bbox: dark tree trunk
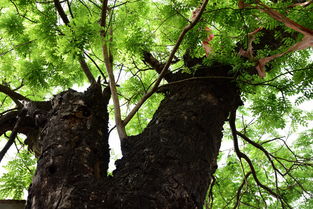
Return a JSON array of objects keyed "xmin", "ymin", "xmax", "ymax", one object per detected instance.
[{"xmin": 25, "ymin": 64, "xmax": 241, "ymax": 209}]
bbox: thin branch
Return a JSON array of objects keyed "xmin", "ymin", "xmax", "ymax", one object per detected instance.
[
  {"xmin": 36, "ymin": 0, "xmax": 66, "ymax": 4},
  {"xmin": 206, "ymin": 176, "xmax": 216, "ymax": 209},
  {"xmin": 87, "ymin": 0, "xmax": 101, "ymax": 9},
  {"xmin": 233, "ymin": 171, "xmax": 252, "ymax": 209},
  {"xmin": 123, "ymin": 0, "xmax": 209, "ymax": 126},
  {"xmin": 84, "ymin": 51, "xmax": 107, "ymax": 83},
  {"xmin": 109, "ymin": 0, "xmax": 140, "ymax": 10},
  {"xmin": 157, "ymin": 75, "xmax": 234, "ymax": 92},
  {"xmin": 288, "ymin": 0, "xmax": 312, "ymax": 8},
  {"xmin": 236, "ymin": 131, "xmax": 282, "ymax": 174},
  {"xmin": 53, "ymin": 0, "xmax": 96, "ymax": 83},
  {"xmin": 9, "ymin": 0, "xmax": 37, "ymax": 23},
  {"xmin": 0, "ymin": 108, "xmax": 18, "ymax": 117},
  {"xmin": 0, "ymin": 40, "xmax": 35, "ymax": 57},
  {"xmin": 78, "ymin": 0, "xmax": 93, "ymax": 15},
  {"xmin": 229, "ymin": 109, "xmax": 287, "ymax": 204},
  {"xmin": 66, "ymin": 0, "xmax": 74, "ymax": 19}
]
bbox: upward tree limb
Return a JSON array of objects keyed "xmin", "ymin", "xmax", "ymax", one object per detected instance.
[
  {"xmin": 53, "ymin": 0, "xmax": 96, "ymax": 84},
  {"xmin": 123, "ymin": 0, "xmax": 209, "ymax": 126},
  {"xmin": 100, "ymin": 0, "xmax": 126, "ymax": 141}
]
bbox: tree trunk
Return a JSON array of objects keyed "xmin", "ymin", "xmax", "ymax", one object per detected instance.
[{"xmin": 25, "ymin": 64, "xmax": 241, "ymax": 209}]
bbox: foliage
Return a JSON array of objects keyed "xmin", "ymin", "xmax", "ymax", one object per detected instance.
[
  {"xmin": 0, "ymin": 148, "xmax": 36, "ymax": 200},
  {"xmin": 0, "ymin": 0, "xmax": 312, "ymax": 207}
]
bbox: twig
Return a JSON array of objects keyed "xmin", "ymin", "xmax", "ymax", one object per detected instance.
[{"xmin": 66, "ymin": 0, "xmax": 74, "ymax": 18}]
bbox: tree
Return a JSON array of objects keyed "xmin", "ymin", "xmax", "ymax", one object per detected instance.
[{"xmin": 0, "ymin": 0, "xmax": 312, "ymax": 208}]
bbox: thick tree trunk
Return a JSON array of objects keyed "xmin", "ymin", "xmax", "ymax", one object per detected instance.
[{"xmin": 25, "ymin": 64, "xmax": 241, "ymax": 209}]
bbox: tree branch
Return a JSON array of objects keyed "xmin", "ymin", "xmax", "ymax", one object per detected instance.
[
  {"xmin": 100, "ymin": 0, "xmax": 126, "ymax": 140},
  {"xmin": 0, "ymin": 109, "xmax": 26, "ymax": 162},
  {"xmin": 84, "ymin": 51, "xmax": 107, "ymax": 83},
  {"xmin": 123, "ymin": 0, "xmax": 209, "ymax": 126},
  {"xmin": 0, "ymin": 40, "xmax": 35, "ymax": 57},
  {"xmin": 53, "ymin": 0, "xmax": 70, "ymax": 25},
  {"xmin": 0, "ymin": 84, "xmax": 30, "ymax": 106},
  {"xmin": 233, "ymin": 171, "xmax": 252, "ymax": 209},
  {"xmin": 242, "ymin": 0, "xmax": 313, "ymax": 77},
  {"xmin": 229, "ymin": 109, "xmax": 285, "ymax": 202},
  {"xmin": 53, "ymin": 0, "xmax": 96, "ymax": 84},
  {"xmin": 100, "ymin": 0, "xmax": 108, "ymax": 28},
  {"xmin": 0, "ymin": 111, "xmax": 19, "ymax": 137},
  {"xmin": 79, "ymin": 57, "xmax": 97, "ymax": 84},
  {"xmin": 142, "ymin": 51, "xmax": 175, "ymax": 82}
]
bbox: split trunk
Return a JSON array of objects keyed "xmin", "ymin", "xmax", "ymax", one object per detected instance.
[{"xmin": 25, "ymin": 63, "xmax": 241, "ymax": 209}]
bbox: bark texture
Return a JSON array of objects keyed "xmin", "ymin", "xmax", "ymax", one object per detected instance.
[
  {"xmin": 25, "ymin": 84, "xmax": 111, "ymax": 209},
  {"xmin": 25, "ymin": 64, "xmax": 241, "ymax": 209}
]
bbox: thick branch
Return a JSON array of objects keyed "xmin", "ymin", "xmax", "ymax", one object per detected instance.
[
  {"xmin": 123, "ymin": 0, "xmax": 209, "ymax": 126},
  {"xmin": 53, "ymin": 0, "xmax": 70, "ymax": 25},
  {"xmin": 142, "ymin": 51, "xmax": 164, "ymax": 74},
  {"xmin": 0, "ymin": 84, "xmax": 30, "ymax": 106},
  {"xmin": 142, "ymin": 51, "xmax": 174, "ymax": 82},
  {"xmin": 0, "ymin": 109, "xmax": 26, "ymax": 162},
  {"xmin": 0, "ymin": 111, "xmax": 19, "ymax": 137}
]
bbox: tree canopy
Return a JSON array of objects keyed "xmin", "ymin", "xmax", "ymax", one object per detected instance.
[{"xmin": 0, "ymin": 0, "xmax": 312, "ymax": 208}]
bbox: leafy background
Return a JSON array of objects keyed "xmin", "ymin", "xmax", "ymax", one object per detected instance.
[{"xmin": 0, "ymin": 0, "xmax": 312, "ymax": 207}]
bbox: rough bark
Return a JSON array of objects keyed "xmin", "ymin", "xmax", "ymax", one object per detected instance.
[
  {"xmin": 25, "ymin": 84, "xmax": 111, "ymax": 209},
  {"xmin": 25, "ymin": 64, "xmax": 241, "ymax": 209}
]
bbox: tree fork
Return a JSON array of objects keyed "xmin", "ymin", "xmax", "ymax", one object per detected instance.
[{"xmin": 24, "ymin": 63, "xmax": 242, "ymax": 208}]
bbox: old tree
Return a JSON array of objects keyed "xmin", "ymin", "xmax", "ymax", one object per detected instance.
[{"xmin": 0, "ymin": 0, "xmax": 313, "ymax": 208}]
